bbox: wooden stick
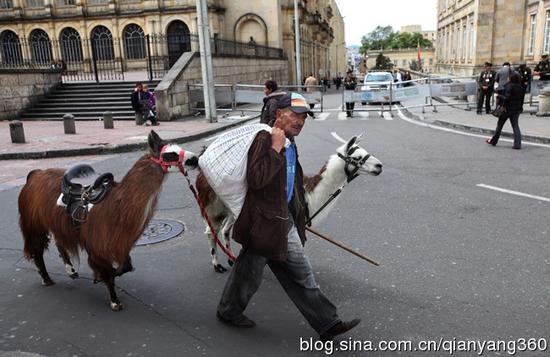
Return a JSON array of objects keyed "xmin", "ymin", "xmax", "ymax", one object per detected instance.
[{"xmin": 305, "ymin": 226, "xmax": 380, "ymax": 266}]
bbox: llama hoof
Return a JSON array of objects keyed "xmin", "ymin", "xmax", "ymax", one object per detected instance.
[
  {"xmin": 214, "ymin": 264, "xmax": 227, "ymax": 273},
  {"xmin": 228, "ymin": 259, "xmax": 234, "ymax": 267},
  {"xmin": 69, "ymin": 272, "xmax": 79, "ymax": 280},
  {"xmin": 110, "ymin": 302, "xmax": 125, "ymax": 311},
  {"xmin": 42, "ymin": 278, "xmax": 55, "ymax": 286},
  {"xmin": 93, "ymin": 278, "xmax": 103, "ymax": 284}
]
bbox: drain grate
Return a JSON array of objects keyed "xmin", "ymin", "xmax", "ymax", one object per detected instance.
[{"xmin": 135, "ymin": 219, "xmax": 185, "ymax": 246}]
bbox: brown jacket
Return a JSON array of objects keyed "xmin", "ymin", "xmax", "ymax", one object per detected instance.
[{"xmin": 232, "ymin": 131, "xmax": 309, "ymax": 261}]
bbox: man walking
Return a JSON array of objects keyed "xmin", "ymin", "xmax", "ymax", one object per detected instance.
[
  {"xmin": 343, "ymin": 70, "xmax": 357, "ymax": 117},
  {"xmin": 304, "ymin": 73, "xmax": 318, "ymax": 110},
  {"xmin": 477, "ymin": 62, "xmax": 496, "ymax": 114},
  {"xmin": 495, "ymin": 62, "xmax": 515, "ymax": 106},
  {"xmin": 217, "ymin": 92, "xmax": 361, "ymax": 341}
]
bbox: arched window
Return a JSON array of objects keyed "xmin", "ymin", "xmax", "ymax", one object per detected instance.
[
  {"xmin": 0, "ymin": 30, "xmax": 23, "ymax": 65},
  {"xmin": 234, "ymin": 14, "xmax": 267, "ymax": 45},
  {"xmin": 60, "ymin": 27, "xmax": 83, "ymax": 62},
  {"xmin": 123, "ymin": 24, "xmax": 145, "ymax": 59},
  {"xmin": 29, "ymin": 29, "xmax": 52, "ymax": 65},
  {"xmin": 91, "ymin": 25, "xmax": 114, "ymax": 60},
  {"xmin": 166, "ymin": 20, "xmax": 191, "ymax": 67}
]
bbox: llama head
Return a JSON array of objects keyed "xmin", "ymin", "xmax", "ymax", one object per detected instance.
[
  {"xmin": 147, "ymin": 130, "xmax": 199, "ymax": 172},
  {"xmin": 338, "ymin": 134, "xmax": 382, "ymax": 176}
]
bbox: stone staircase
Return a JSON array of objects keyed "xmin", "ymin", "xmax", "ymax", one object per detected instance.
[{"xmin": 20, "ymin": 81, "xmax": 159, "ymax": 121}]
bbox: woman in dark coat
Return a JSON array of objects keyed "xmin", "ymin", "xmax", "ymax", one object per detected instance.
[{"xmin": 486, "ymin": 73, "xmax": 525, "ymax": 149}]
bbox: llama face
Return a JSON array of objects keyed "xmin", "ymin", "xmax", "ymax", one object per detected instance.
[
  {"xmin": 147, "ymin": 130, "xmax": 198, "ymax": 172},
  {"xmin": 342, "ymin": 135, "xmax": 383, "ymax": 176}
]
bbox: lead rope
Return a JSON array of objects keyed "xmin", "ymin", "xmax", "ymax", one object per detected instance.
[{"xmin": 177, "ymin": 163, "xmax": 237, "ymax": 263}]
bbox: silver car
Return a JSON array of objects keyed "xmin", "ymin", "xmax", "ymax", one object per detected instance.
[{"xmin": 361, "ymin": 72, "xmax": 394, "ymax": 104}]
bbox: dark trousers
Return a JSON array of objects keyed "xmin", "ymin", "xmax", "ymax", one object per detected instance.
[
  {"xmin": 489, "ymin": 111, "xmax": 522, "ymax": 149},
  {"xmin": 217, "ymin": 221, "xmax": 341, "ymax": 334},
  {"xmin": 477, "ymin": 89, "xmax": 493, "ymax": 113},
  {"xmin": 345, "ymin": 102, "xmax": 355, "ymax": 116}
]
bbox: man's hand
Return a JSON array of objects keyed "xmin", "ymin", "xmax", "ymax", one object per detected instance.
[{"xmin": 271, "ymin": 128, "xmax": 285, "ymax": 153}]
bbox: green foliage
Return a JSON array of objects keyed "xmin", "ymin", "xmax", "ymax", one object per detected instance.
[
  {"xmin": 360, "ymin": 26, "xmax": 433, "ymax": 53},
  {"xmin": 375, "ymin": 53, "xmax": 393, "ymax": 70}
]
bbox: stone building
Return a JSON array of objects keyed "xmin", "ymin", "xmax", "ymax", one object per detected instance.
[
  {"xmin": 365, "ymin": 48, "xmax": 437, "ymax": 73},
  {"xmin": 436, "ymin": 0, "xmax": 546, "ymax": 76},
  {"xmin": 0, "ymin": 0, "xmax": 344, "ymax": 83}
]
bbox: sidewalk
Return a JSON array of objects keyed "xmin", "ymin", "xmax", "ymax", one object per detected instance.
[
  {"xmin": 0, "ymin": 114, "xmax": 257, "ymax": 160},
  {"xmin": 401, "ymin": 97, "xmax": 550, "ymax": 144}
]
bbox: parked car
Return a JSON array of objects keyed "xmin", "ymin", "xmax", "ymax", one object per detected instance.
[{"xmin": 361, "ymin": 71, "xmax": 394, "ymax": 104}]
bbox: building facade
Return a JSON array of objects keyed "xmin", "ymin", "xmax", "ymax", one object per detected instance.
[
  {"xmin": 436, "ymin": 0, "xmax": 548, "ymax": 76},
  {"xmin": 0, "ymin": 0, "xmax": 345, "ymax": 83},
  {"xmin": 365, "ymin": 48, "xmax": 437, "ymax": 73}
]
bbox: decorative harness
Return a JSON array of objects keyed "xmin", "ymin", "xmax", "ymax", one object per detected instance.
[
  {"xmin": 307, "ymin": 145, "xmax": 371, "ymax": 225},
  {"xmin": 149, "ymin": 145, "xmax": 237, "ymax": 262}
]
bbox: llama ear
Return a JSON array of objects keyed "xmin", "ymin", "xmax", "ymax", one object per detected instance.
[
  {"xmin": 346, "ymin": 136, "xmax": 357, "ymax": 151},
  {"xmin": 148, "ymin": 130, "xmax": 163, "ymax": 153}
]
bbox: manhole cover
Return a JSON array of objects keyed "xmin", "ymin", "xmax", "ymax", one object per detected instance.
[{"xmin": 135, "ymin": 219, "xmax": 185, "ymax": 246}]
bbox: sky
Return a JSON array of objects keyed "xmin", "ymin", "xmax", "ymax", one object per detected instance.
[{"xmin": 334, "ymin": 0, "xmax": 438, "ymax": 47}]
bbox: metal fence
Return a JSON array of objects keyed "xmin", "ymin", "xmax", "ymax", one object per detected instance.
[{"xmin": 0, "ymin": 32, "xmax": 285, "ymax": 82}]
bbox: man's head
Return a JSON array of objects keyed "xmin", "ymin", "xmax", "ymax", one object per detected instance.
[
  {"xmin": 484, "ymin": 62, "xmax": 492, "ymax": 70},
  {"xmin": 519, "ymin": 60, "xmax": 527, "ymax": 68},
  {"xmin": 264, "ymin": 79, "xmax": 278, "ymax": 95},
  {"xmin": 503, "ymin": 62, "xmax": 511, "ymax": 67},
  {"xmin": 272, "ymin": 92, "xmax": 312, "ymax": 138},
  {"xmin": 543, "ymin": 54, "xmax": 549, "ymax": 61},
  {"xmin": 135, "ymin": 82, "xmax": 143, "ymax": 91}
]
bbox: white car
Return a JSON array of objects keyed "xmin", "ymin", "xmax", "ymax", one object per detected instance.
[{"xmin": 361, "ymin": 72, "xmax": 394, "ymax": 104}]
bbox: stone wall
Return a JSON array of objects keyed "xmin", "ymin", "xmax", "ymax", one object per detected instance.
[
  {"xmin": 0, "ymin": 70, "xmax": 62, "ymax": 121},
  {"xmin": 155, "ymin": 53, "xmax": 288, "ymax": 121}
]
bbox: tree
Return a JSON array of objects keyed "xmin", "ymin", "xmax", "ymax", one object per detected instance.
[
  {"xmin": 359, "ymin": 26, "xmax": 396, "ymax": 54},
  {"xmin": 375, "ymin": 53, "xmax": 393, "ymax": 70},
  {"xmin": 389, "ymin": 32, "xmax": 432, "ymax": 49}
]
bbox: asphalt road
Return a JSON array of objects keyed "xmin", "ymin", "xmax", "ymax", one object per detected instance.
[{"xmin": 1, "ymin": 92, "xmax": 549, "ymax": 357}]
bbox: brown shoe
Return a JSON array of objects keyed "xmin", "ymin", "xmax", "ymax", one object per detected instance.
[
  {"xmin": 216, "ymin": 311, "xmax": 256, "ymax": 328},
  {"xmin": 320, "ymin": 319, "xmax": 361, "ymax": 341}
]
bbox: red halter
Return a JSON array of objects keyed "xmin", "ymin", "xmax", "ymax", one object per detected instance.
[{"xmin": 149, "ymin": 144, "xmax": 185, "ymax": 173}]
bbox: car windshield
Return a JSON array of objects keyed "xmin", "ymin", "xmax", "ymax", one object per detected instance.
[{"xmin": 366, "ymin": 74, "xmax": 393, "ymax": 82}]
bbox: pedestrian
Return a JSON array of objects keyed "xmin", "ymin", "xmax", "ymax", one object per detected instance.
[
  {"xmin": 216, "ymin": 92, "xmax": 361, "ymax": 341},
  {"xmin": 131, "ymin": 82, "xmax": 145, "ymax": 121},
  {"xmin": 141, "ymin": 84, "xmax": 159, "ymax": 126},
  {"xmin": 304, "ymin": 73, "xmax": 318, "ymax": 110},
  {"xmin": 517, "ymin": 61, "xmax": 532, "ymax": 93},
  {"xmin": 534, "ymin": 53, "xmax": 550, "ymax": 81},
  {"xmin": 260, "ymin": 79, "xmax": 286, "ymax": 125},
  {"xmin": 334, "ymin": 76, "xmax": 342, "ymax": 90},
  {"xmin": 486, "ymin": 73, "xmax": 525, "ymax": 150},
  {"xmin": 402, "ymin": 71, "xmax": 412, "ymax": 87},
  {"xmin": 477, "ymin": 62, "xmax": 496, "ymax": 114},
  {"xmin": 495, "ymin": 62, "xmax": 516, "ymax": 106},
  {"xmin": 394, "ymin": 69, "xmax": 403, "ymax": 88},
  {"xmin": 343, "ymin": 70, "xmax": 357, "ymax": 117}
]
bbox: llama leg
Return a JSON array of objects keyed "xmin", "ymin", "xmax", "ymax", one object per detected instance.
[
  {"xmin": 115, "ymin": 255, "xmax": 134, "ymax": 277},
  {"xmin": 104, "ymin": 273, "xmax": 123, "ymax": 311},
  {"xmin": 22, "ymin": 230, "xmax": 54, "ymax": 286},
  {"xmin": 220, "ymin": 216, "xmax": 235, "ymax": 267},
  {"xmin": 56, "ymin": 242, "xmax": 78, "ymax": 279},
  {"xmin": 205, "ymin": 224, "xmax": 226, "ymax": 273},
  {"xmin": 89, "ymin": 254, "xmax": 123, "ymax": 311}
]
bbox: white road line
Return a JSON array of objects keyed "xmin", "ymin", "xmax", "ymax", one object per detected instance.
[
  {"xmin": 395, "ymin": 108, "xmax": 550, "ymax": 149},
  {"xmin": 315, "ymin": 112, "xmax": 330, "ymax": 121},
  {"xmin": 330, "ymin": 132, "xmax": 348, "ymax": 144},
  {"xmin": 477, "ymin": 184, "xmax": 550, "ymax": 203},
  {"xmin": 382, "ymin": 112, "xmax": 393, "ymax": 120},
  {"xmin": 204, "ymin": 135, "xmax": 219, "ymax": 142},
  {"xmin": 337, "ymin": 112, "xmax": 348, "ymax": 120}
]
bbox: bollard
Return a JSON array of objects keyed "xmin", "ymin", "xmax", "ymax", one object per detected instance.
[
  {"xmin": 63, "ymin": 114, "xmax": 76, "ymax": 134},
  {"xmin": 9, "ymin": 120, "xmax": 25, "ymax": 143},
  {"xmin": 103, "ymin": 111, "xmax": 114, "ymax": 129},
  {"xmin": 536, "ymin": 87, "xmax": 550, "ymax": 116}
]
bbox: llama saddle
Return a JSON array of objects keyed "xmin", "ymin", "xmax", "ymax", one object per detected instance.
[{"xmin": 58, "ymin": 164, "xmax": 114, "ymax": 227}]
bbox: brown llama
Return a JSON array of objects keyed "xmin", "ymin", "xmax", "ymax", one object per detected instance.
[{"xmin": 18, "ymin": 131, "xmax": 198, "ymax": 311}]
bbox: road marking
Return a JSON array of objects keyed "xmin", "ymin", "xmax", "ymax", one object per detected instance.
[
  {"xmin": 315, "ymin": 112, "xmax": 330, "ymax": 121},
  {"xmin": 331, "ymin": 132, "xmax": 348, "ymax": 144},
  {"xmin": 204, "ymin": 135, "xmax": 219, "ymax": 142},
  {"xmin": 477, "ymin": 184, "xmax": 550, "ymax": 203},
  {"xmin": 357, "ymin": 112, "xmax": 369, "ymax": 120},
  {"xmin": 383, "ymin": 112, "xmax": 393, "ymax": 120},
  {"xmin": 337, "ymin": 112, "xmax": 348, "ymax": 120},
  {"xmin": 395, "ymin": 108, "xmax": 550, "ymax": 149}
]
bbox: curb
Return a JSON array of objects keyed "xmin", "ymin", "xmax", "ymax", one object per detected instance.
[{"xmin": 0, "ymin": 115, "xmax": 259, "ymax": 160}]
